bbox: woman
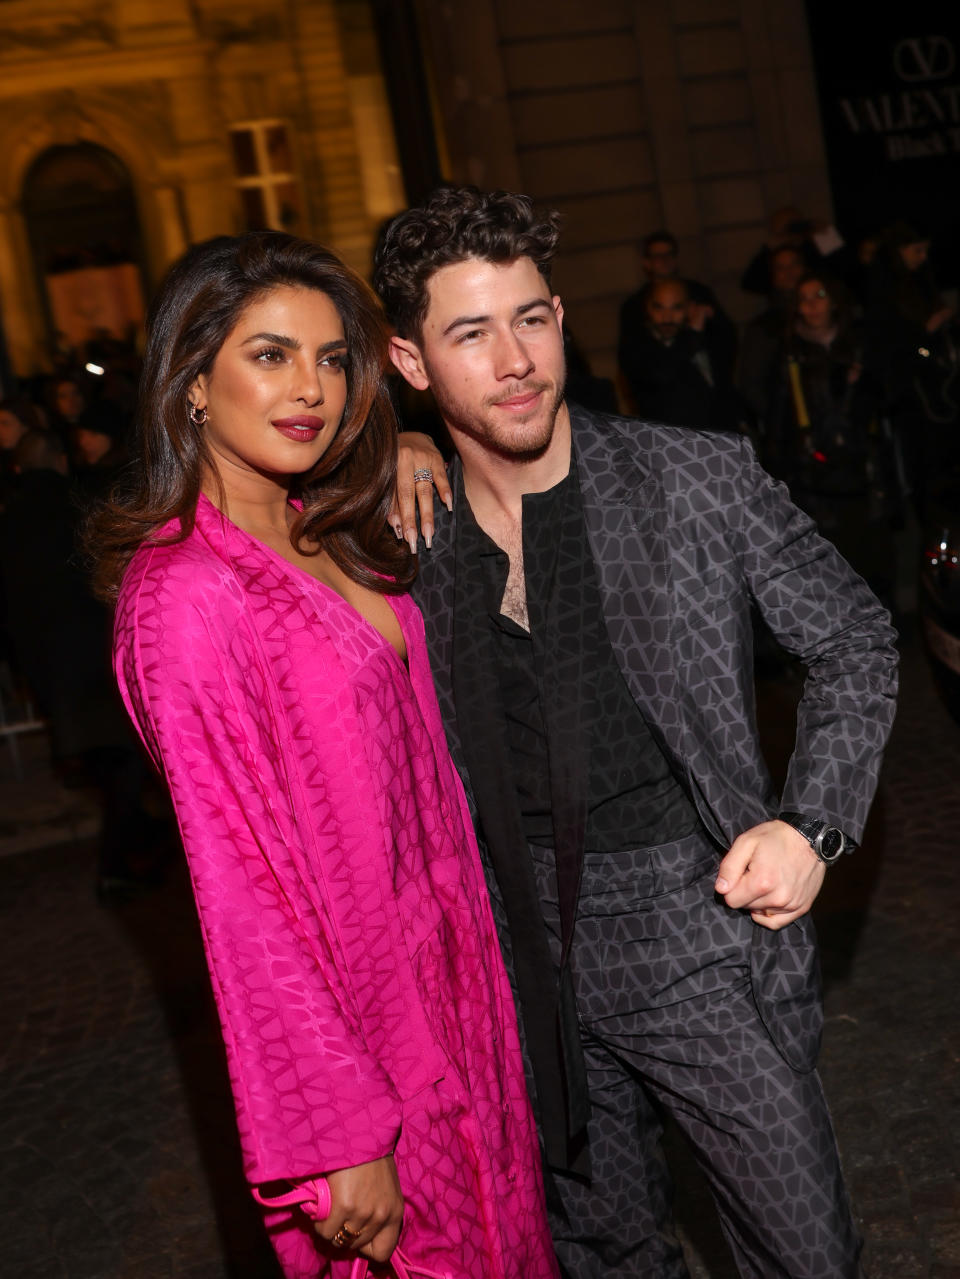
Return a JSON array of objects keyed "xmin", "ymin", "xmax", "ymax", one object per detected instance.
[
  {"xmin": 862, "ymin": 221, "xmax": 958, "ymax": 516},
  {"xmin": 765, "ymin": 272, "xmax": 894, "ymax": 599},
  {"xmin": 91, "ymin": 233, "xmax": 557, "ymax": 1279}
]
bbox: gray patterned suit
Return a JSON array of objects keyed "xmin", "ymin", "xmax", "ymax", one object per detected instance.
[{"xmin": 412, "ymin": 405, "xmax": 898, "ymax": 1278}]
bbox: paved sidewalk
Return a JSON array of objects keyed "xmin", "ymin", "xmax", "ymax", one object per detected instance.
[{"xmin": 1, "ymin": 624, "xmax": 957, "ymax": 1278}]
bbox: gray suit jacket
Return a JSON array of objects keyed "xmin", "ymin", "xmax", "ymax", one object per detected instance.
[{"xmin": 412, "ymin": 405, "xmax": 898, "ymax": 1071}]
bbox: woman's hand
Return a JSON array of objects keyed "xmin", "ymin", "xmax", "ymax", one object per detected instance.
[
  {"xmin": 390, "ymin": 432, "xmax": 451, "ymax": 553},
  {"xmin": 315, "ymin": 1154, "xmax": 404, "ymax": 1263}
]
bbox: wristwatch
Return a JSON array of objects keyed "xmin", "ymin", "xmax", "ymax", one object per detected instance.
[{"xmin": 777, "ymin": 812, "xmax": 857, "ymax": 864}]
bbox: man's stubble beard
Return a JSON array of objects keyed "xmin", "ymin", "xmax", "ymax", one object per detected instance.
[{"xmin": 428, "ymin": 365, "xmax": 568, "ymax": 464}]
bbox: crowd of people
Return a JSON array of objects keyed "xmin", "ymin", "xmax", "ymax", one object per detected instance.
[
  {"xmin": 615, "ymin": 209, "xmax": 960, "ymax": 601},
  {"xmin": 0, "ymin": 341, "xmax": 169, "ymax": 899},
  {"xmin": 0, "ymin": 191, "xmax": 914, "ymax": 1279}
]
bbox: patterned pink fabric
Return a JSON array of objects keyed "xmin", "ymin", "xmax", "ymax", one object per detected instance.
[{"xmin": 113, "ymin": 495, "xmax": 558, "ymax": 1279}]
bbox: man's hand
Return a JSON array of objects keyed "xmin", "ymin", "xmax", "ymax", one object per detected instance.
[
  {"xmin": 391, "ymin": 432, "xmax": 451, "ymax": 553},
  {"xmin": 316, "ymin": 1155, "xmax": 404, "ymax": 1263},
  {"xmin": 686, "ymin": 301, "xmax": 713, "ymax": 332},
  {"xmin": 925, "ymin": 304, "xmax": 955, "ymax": 334},
  {"xmin": 714, "ymin": 819, "xmax": 826, "ymax": 931}
]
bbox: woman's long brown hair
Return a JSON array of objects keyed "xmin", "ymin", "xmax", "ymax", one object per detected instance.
[{"xmin": 89, "ymin": 231, "xmax": 413, "ymax": 600}]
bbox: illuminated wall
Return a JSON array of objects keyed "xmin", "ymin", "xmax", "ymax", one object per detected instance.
[{"xmin": 0, "ymin": 0, "xmax": 403, "ymax": 375}]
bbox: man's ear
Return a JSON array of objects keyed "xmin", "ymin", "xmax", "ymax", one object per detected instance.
[
  {"xmin": 389, "ymin": 335, "xmax": 430, "ymax": 392},
  {"xmin": 553, "ymin": 295, "xmax": 564, "ymax": 332}
]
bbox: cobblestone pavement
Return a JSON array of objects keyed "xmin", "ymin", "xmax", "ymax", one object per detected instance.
[{"xmin": 1, "ymin": 622, "xmax": 957, "ymax": 1278}]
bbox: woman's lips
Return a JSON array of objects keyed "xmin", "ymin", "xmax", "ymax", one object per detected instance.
[{"xmin": 271, "ymin": 416, "xmax": 324, "ymax": 441}]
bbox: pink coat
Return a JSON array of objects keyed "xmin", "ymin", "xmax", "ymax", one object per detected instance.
[{"xmin": 113, "ymin": 496, "xmax": 558, "ymax": 1279}]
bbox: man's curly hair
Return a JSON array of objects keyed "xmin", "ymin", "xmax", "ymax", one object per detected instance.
[{"xmin": 373, "ymin": 185, "xmax": 562, "ymax": 340}]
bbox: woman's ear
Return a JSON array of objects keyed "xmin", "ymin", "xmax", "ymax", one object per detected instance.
[{"xmin": 188, "ymin": 374, "xmax": 207, "ymax": 412}]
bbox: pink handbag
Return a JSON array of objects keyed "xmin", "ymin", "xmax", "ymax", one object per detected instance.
[{"xmin": 252, "ymin": 1180, "xmax": 453, "ymax": 1279}]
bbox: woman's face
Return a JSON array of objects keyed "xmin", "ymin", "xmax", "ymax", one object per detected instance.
[
  {"xmin": 74, "ymin": 427, "xmax": 113, "ymax": 466},
  {"xmin": 193, "ymin": 285, "xmax": 348, "ymax": 488},
  {"xmin": 797, "ymin": 279, "xmax": 833, "ymax": 332},
  {"xmin": 899, "ymin": 240, "xmax": 929, "ymax": 271},
  {"xmin": 56, "ymin": 381, "xmax": 84, "ymax": 420},
  {"xmin": 0, "ymin": 409, "xmax": 26, "ymax": 450}
]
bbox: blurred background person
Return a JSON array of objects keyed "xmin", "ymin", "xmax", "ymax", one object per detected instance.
[
  {"xmin": 620, "ymin": 229, "xmax": 737, "ymax": 382},
  {"xmin": 0, "ymin": 428, "xmax": 163, "ymax": 899},
  {"xmin": 71, "ymin": 397, "xmax": 132, "ymax": 499},
  {"xmin": 862, "ymin": 221, "xmax": 958, "ymax": 519},
  {"xmin": 738, "ymin": 244, "xmax": 808, "ymax": 434},
  {"xmin": 762, "ymin": 272, "xmax": 896, "ymax": 603},
  {"xmin": 740, "ymin": 204, "xmax": 851, "ymax": 297},
  {"xmin": 618, "ymin": 276, "xmax": 745, "ymax": 431},
  {"xmin": 46, "ymin": 373, "xmax": 87, "ymax": 449}
]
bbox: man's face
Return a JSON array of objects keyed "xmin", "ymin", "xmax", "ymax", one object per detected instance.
[
  {"xmin": 646, "ymin": 280, "xmax": 688, "ymax": 341},
  {"xmin": 391, "ymin": 256, "xmax": 566, "ymax": 460},
  {"xmin": 770, "ymin": 249, "xmax": 805, "ymax": 295},
  {"xmin": 642, "ymin": 239, "xmax": 678, "ymax": 281}
]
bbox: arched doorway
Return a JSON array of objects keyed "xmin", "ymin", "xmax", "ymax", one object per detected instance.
[{"xmin": 21, "ymin": 143, "xmax": 146, "ymax": 360}]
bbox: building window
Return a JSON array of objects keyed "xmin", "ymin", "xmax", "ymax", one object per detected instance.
[{"xmin": 229, "ymin": 121, "xmax": 303, "ymax": 234}]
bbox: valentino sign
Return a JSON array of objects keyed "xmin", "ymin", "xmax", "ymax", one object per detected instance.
[
  {"xmin": 838, "ymin": 35, "xmax": 960, "ymax": 160},
  {"xmin": 893, "ymin": 36, "xmax": 955, "ymax": 83}
]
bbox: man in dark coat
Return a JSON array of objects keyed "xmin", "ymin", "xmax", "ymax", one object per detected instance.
[
  {"xmin": 375, "ymin": 187, "xmax": 897, "ymax": 1279},
  {"xmin": 619, "ymin": 229, "xmax": 737, "ymax": 385},
  {"xmin": 618, "ymin": 277, "xmax": 744, "ymax": 429}
]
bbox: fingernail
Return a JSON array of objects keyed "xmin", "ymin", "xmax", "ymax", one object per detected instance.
[
  {"xmin": 424, "ymin": 530, "xmax": 432, "ymax": 549},
  {"xmin": 406, "ymin": 531, "xmax": 418, "ymax": 554},
  {"xmin": 715, "ymin": 877, "xmax": 729, "ymax": 892},
  {"xmin": 445, "ymin": 496, "xmax": 453, "ymax": 513},
  {"xmin": 393, "ymin": 522, "xmax": 403, "ymax": 540}
]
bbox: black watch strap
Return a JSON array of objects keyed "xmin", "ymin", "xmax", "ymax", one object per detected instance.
[{"xmin": 778, "ymin": 811, "xmax": 857, "ymax": 864}]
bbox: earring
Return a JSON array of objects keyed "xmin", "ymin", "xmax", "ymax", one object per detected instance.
[{"xmin": 189, "ymin": 402, "xmax": 207, "ymax": 426}]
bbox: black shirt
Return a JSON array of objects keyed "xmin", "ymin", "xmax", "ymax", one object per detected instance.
[{"xmin": 460, "ymin": 466, "xmax": 698, "ymax": 852}]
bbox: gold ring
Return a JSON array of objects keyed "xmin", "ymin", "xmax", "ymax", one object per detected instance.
[{"xmin": 332, "ymin": 1222, "xmax": 361, "ymax": 1247}]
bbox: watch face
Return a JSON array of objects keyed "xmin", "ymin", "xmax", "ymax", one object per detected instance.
[{"xmin": 818, "ymin": 827, "xmax": 844, "ymax": 860}]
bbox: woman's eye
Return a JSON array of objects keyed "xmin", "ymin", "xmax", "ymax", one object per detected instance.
[
  {"xmin": 255, "ymin": 346, "xmax": 286, "ymax": 364},
  {"xmin": 320, "ymin": 352, "xmax": 345, "ymax": 369}
]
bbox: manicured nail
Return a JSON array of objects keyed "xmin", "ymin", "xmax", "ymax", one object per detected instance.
[
  {"xmin": 423, "ymin": 529, "xmax": 432, "ymax": 549},
  {"xmin": 406, "ymin": 531, "xmax": 418, "ymax": 554},
  {"xmin": 715, "ymin": 877, "xmax": 729, "ymax": 893},
  {"xmin": 393, "ymin": 521, "xmax": 403, "ymax": 540},
  {"xmin": 445, "ymin": 496, "xmax": 453, "ymax": 512}
]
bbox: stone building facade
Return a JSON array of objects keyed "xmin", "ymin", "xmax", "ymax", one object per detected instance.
[
  {"xmin": 415, "ymin": 0, "xmax": 833, "ymax": 382},
  {"xmin": 0, "ymin": 0, "xmax": 831, "ymax": 386},
  {"xmin": 0, "ymin": 0, "xmax": 403, "ymax": 377}
]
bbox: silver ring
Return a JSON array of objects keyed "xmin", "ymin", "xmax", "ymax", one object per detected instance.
[{"xmin": 413, "ymin": 468, "xmax": 433, "ymax": 483}]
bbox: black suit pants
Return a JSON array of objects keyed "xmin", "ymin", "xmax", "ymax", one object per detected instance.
[{"xmin": 520, "ymin": 830, "xmax": 862, "ymax": 1279}]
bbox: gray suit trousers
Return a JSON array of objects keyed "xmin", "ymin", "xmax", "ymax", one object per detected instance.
[{"xmin": 521, "ymin": 829, "xmax": 861, "ymax": 1279}]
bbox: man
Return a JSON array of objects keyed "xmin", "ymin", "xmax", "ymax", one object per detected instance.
[
  {"xmin": 374, "ymin": 186, "xmax": 897, "ymax": 1278},
  {"xmin": 738, "ymin": 243, "xmax": 808, "ymax": 433},
  {"xmin": 617, "ymin": 276, "xmax": 744, "ymax": 430},
  {"xmin": 740, "ymin": 205, "xmax": 851, "ymax": 297},
  {"xmin": 619, "ymin": 229, "xmax": 737, "ymax": 404}
]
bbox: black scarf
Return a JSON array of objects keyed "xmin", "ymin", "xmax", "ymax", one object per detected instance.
[{"xmin": 451, "ymin": 469, "xmax": 600, "ymax": 1173}]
